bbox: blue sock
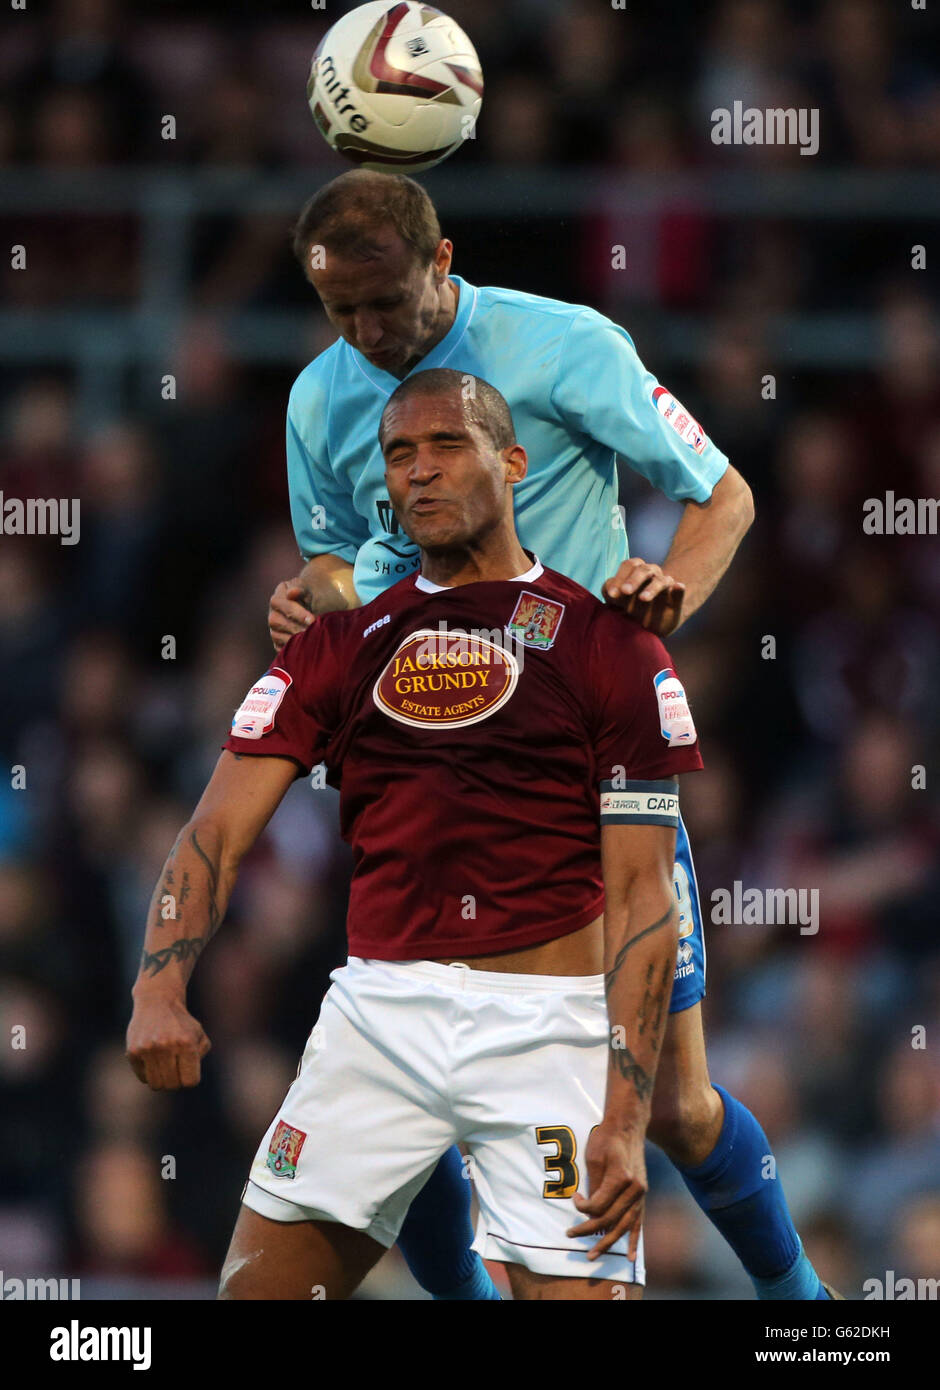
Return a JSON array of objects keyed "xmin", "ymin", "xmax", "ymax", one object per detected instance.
[
  {"xmin": 675, "ymin": 1084, "xmax": 824, "ymax": 1300},
  {"xmin": 396, "ymin": 1147, "xmax": 500, "ymax": 1300}
]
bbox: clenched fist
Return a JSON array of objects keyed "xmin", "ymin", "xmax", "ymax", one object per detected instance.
[{"xmin": 126, "ymin": 994, "xmax": 211, "ymax": 1091}]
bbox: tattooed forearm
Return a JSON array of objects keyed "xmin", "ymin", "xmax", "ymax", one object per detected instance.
[
  {"xmin": 609, "ymin": 1043, "xmax": 655, "ymax": 1103},
  {"xmin": 637, "ymin": 962, "xmax": 654, "ymax": 1036},
  {"xmin": 189, "ymin": 828, "xmax": 222, "ymax": 936},
  {"xmin": 605, "ymin": 904, "xmax": 676, "ymax": 995},
  {"xmin": 649, "ymin": 959, "xmax": 671, "ymax": 1042},
  {"xmin": 637, "ymin": 959, "xmax": 672, "ymax": 1043},
  {"xmin": 141, "ymin": 937, "xmax": 204, "ymax": 977},
  {"xmin": 148, "ymin": 828, "xmax": 185, "ymax": 923},
  {"xmin": 604, "ymin": 891, "xmax": 677, "ymax": 1110},
  {"xmin": 610, "ymin": 962, "xmax": 672, "ymax": 1101}
]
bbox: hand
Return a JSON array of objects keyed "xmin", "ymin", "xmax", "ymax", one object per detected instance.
[
  {"xmin": 126, "ymin": 993, "xmax": 212, "ymax": 1091},
  {"xmin": 603, "ymin": 559, "xmax": 685, "ymax": 638},
  {"xmin": 566, "ymin": 1121, "xmax": 648, "ymax": 1262},
  {"xmin": 268, "ymin": 578, "xmax": 315, "ymax": 651}
]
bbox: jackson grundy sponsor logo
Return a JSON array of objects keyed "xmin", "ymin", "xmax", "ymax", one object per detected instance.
[{"xmin": 373, "ymin": 627, "xmax": 519, "ymax": 729}]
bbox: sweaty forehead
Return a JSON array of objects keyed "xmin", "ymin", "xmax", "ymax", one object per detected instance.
[{"xmin": 381, "ymin": 391, "xmax": 473, "ymax": 441}]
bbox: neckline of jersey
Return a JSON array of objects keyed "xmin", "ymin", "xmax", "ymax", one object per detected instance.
[
  {"xmin": 348, "ymin": 276, "xmax": 477, "ymax": 393},
  {"xmin": 414, "ymin": 555, "xmax": 544, "ymax": 594}
]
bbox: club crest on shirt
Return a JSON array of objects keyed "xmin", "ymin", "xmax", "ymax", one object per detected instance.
[
  {"xmin": 265, "ymin": 1120, "xmax": 306, "ymax": 1180},
  {"xmin": 374, "ymin": 628, "xmax": 519, "ymax": 730},
  {"xmin": 504, "ymin": 591, "xmax": 566, "ymax": 650},
  {"xmin": 652, "ymin": 385, "xmax": 708, "ymax": 455}
]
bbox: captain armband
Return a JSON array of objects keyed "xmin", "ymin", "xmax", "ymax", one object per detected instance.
[{"xmin": 599, "ymin": 779, "xmax": 679, "ymax": 828}]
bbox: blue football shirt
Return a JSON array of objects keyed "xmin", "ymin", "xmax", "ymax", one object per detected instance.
[{"xmin": 287, "ymin": 276, "xmax": 729, "ymax": 602}]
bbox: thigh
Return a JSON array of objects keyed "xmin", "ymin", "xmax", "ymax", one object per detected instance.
[
  {"xmin": 460, "ymin": 979, "xmax": 645, "ymax": 1287},
  {"xmin": 507, "ymin": 1266, "xmax": 644, "ymax": 1301},
  {"xmin": 243, "ymin": 961, "xmax": 456, "ymax": 1249},
  {"xmin": 219, "ymin": 1206, "xmax": 383, "ymax": 1300}
]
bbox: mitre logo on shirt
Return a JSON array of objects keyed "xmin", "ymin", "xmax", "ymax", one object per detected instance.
[
  {"xmin": 505, "ymin": 591, "xmax": 566, "ymax": 650},
  {"xmin": 231, "ymin": 668, "xmax": 292, "ymax": 740},
  {"xmin": 373, "ymin": 628, "xmax": 519, "ymax": 730},
  {"xmin": 652, "ymin": 385, "xmax": 708, "ymax": 456}
]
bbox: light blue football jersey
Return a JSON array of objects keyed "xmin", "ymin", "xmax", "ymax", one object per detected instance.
[{"xmin": 286, "ymin": 276, "xmax": 729, "ymax": 602}]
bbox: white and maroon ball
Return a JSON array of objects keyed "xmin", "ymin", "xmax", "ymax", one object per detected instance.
[{"xmin": 307, "ymin": 1, "xmax": 483, "ymax": 174}]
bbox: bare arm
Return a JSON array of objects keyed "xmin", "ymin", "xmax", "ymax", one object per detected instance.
[
  {"xmin": 268, "ymin": 553, "xmax": 361, "ymax": 651},
  {"xmin": 604, "ymin": 463, "xmax": 755, "ymax": 636},
  {"xmin": 568, "ymin": 817, "xmax": 679, "ymax": 1260},
  {"xmin": 599, "ymin": 821, "xmax": 678, "ymax": 1123},
  {"xmin": 126, "ymin": 751, "xmax": 299, "ymax": 1089},
  {"xmin": 662, "ymin": 463, "xmax": 754, "ymax": 620}
]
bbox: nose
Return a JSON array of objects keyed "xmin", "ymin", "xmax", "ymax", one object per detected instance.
[
  {"xmin": 354, "ymin": 309, "xmax": 382, "ymax": 350},
  {"xmin": 408, "ymin": 446, "xmax": 441, "ymax": 483}
]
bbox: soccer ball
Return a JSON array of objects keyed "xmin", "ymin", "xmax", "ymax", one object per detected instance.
[{"xmin": 307, "ymin": 1, "xmax": 483, "ymax": 175}]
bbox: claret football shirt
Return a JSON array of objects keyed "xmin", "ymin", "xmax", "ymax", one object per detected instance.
[{"xmin": 225, "ymin": 559, "xmax": 702, "ymax": 959}]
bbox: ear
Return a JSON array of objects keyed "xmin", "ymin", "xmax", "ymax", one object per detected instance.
[
  {"xmin": 504, "ymin": 443, "xmax": 528, "ymax": 485},
  {"xmin": 434, "ymin": 239, "xmax": 454, "ymax": 280}
]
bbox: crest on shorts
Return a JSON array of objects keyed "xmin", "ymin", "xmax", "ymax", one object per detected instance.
[
  {"xmin": 265, "ymin": 1120, "xmax": 307, "ymax": 1180},
  {"xmin": 505, "ymin": 591, "xmax": 565, "ymax": 650}
]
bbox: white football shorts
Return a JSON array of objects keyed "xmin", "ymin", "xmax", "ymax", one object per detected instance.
[{"xmin": 241, "ymin": 955, "xmax": 644, "ymax": 1284}]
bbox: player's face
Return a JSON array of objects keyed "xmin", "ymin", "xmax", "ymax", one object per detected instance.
[
  {"xmin": 308, "ymin": 230, "xmax": 452, "ymax": 377},
  {"xmin": 381, "ymin": 394, "xmax": 512, "ymax": 550}
]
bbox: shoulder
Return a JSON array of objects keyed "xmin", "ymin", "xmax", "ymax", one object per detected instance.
[
  {"xmin": 587, "ymin": 601, "xmax": 671, "ymax": 667},
  {"xmin": 524, "ymin": 567, "xmax": 604, "ymax": 644},
  {"xmin": 535, "ymin": 565, "xmax": 596, "ymax": 607},
  {"xmin": 475, "ymin": 285, "xmax": 631, "ymax": 342},
  {"xmin": 287, "ymin": 340, "xmax": 346, "ymax": 422},
  {"xmin": 472, "ymin": 284, "xmax": 605, "ymax": 337},
  {"xmin": 537, "ymin": 568, "xmax": 665, "ymax": 654}
]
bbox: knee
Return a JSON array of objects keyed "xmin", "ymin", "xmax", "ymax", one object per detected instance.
[
  {"xmin": 217, "ymin": 1248, "xmax": 263, "ymax": 1300},
  {"xmin": 648, "ymin": 1081, "xmax": 723, "ymax": 1167}
]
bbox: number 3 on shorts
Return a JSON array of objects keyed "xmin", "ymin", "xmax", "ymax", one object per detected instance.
[{"xmin": 535, "ymin": 1124, "xmax": 579, "ymax": 1199}]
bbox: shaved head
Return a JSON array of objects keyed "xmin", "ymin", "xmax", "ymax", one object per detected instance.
[{"xmin": 379, "ymin": 369, "xmax": 516, "ymax": 452}]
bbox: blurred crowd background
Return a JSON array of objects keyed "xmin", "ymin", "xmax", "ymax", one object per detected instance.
[{"xmin": 1, "ymin": 0, "xmax": 938, "ymax": 1299}]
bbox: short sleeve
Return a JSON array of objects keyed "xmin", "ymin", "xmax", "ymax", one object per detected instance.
[
  {"xmin": 551, "ymin": 310, "xmax": 729, "ymax": 503},
  {"xmin": 587, "ymin": 609, "xmax": 704, "ymax": 785},
  {"xmin": 287, "ymin": 386, "xmax": 370, "ymax": 564},
  {"xmin": 224, "ymin": 620, "xmax": 340, "ymax": 774}
]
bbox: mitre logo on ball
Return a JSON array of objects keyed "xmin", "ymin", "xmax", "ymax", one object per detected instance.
[{"xmin": 307, "ymin": 1, "xmax": 484, "ymax": 174}]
